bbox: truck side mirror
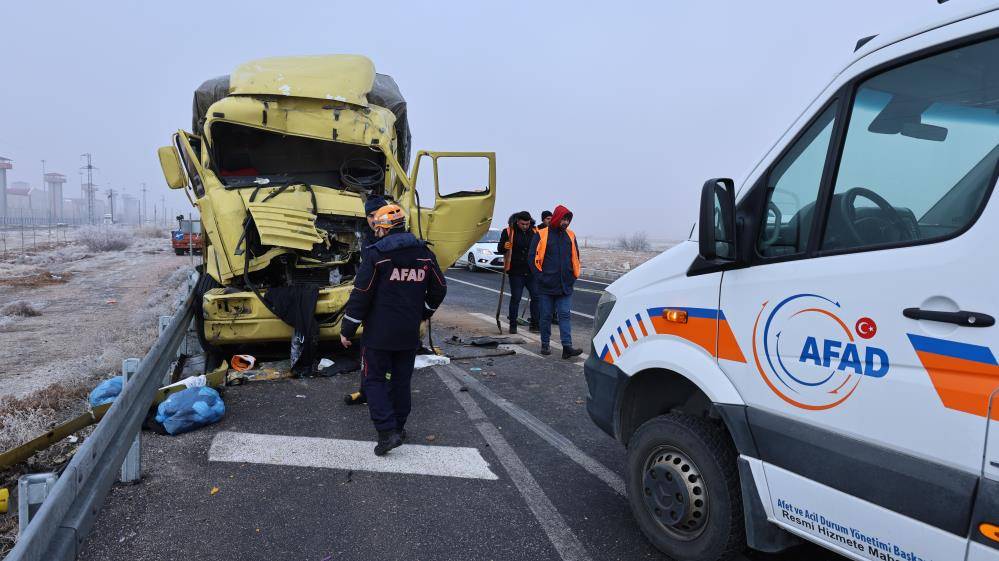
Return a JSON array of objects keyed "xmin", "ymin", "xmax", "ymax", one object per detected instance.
[
  {"xmin": 698, "ymin": 178, "xmax": 736, "ymax": 261},
  {"xmin": 158, "ymin": 146, "xmax": 188, "ymax": 189}
]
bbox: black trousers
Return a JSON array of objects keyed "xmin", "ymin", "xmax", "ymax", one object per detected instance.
[{"xmin": 361, "ymin": 347, "xmax": 417, "ymax": 432}]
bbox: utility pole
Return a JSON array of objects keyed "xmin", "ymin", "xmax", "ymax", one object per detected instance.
[
  {"xmin": 106, "ymin": 184, "xmax": 116, "ymax": 224},
  {"xmin": 80, "ymin": 153, "xmax": 97, "ymax": 224},
  {"xmin": 140, "ymin": 182, "xmax": 147, "ymax": 224},
  {"xmin": 160, "ymin": 195, "xmax": 166, "ymax": 226}
]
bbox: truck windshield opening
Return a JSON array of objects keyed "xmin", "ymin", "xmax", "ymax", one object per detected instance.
[{"xmin": 210, "ymin": 121, "xmax": 386, "ymax": 193}]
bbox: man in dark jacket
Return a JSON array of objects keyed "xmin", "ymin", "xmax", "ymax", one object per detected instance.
[
  {"xmin": 340, "ymin": 204, "xmax": 447, "ymax": 455},
  {"xmin": 497, "ymin": 211, "xmax": 539, "ymax": 333},
  {"xmin": 528, "ymin": 204, "xmax": 583, "ymax": 359},
  {"xmin": 342, "ymin": 195, "xmax": 389, "ymax": 406},
  {"xmin": 538, "ymin": 210, "xmax": 553, "ymax": 230}
]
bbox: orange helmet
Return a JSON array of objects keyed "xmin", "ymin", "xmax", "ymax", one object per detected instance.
[{"xmin": 372, "ymin": 204, "xmax": 406, "ymax": 230}]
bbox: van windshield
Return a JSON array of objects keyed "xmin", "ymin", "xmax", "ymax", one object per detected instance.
[{"xmin": 820, "ymin": 36, "xmax": 999, "ymax": 250}]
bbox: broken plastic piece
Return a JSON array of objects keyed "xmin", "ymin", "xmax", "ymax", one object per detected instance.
[
  {"xmin": 414, "ymin": 355, "xmax": 450, "ymax": 369},
  {"xmin": 231, "ymin": 354, "xmax": 256, "ymax": 372}
]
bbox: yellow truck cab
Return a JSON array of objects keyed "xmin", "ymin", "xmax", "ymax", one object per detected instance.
[{"xmin": 157, "ymin": 55, "xmax": 495, "ymax": 357}]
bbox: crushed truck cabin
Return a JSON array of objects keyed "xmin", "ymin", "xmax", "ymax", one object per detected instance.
[{"xmin": 157, "ymin": 54, "xmax": 497, "ymax": 361}]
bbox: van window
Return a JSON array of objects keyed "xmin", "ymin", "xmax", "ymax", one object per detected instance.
[
  {"xmin": 757, "ymin": 105, "xmax": 837, "ymax": 258},
  {"xmin": 821, "ymin": 37, "xmax": 999, "ymax": 251}
]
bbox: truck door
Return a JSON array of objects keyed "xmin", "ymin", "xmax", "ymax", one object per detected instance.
[
  {"xmin": 173, "ymin": 131, "xmax": 236, "ymax": 282},
  {"xmin": 404, "ymin": 151, "xmax": 496, "ymax": 267},
  {"xmin": 717, "ymin": 36, "xmax": 999, "ymax": 560},
  {"xmin": 968, "ymin": 389, "xmax": 999, "ymax": 561}
]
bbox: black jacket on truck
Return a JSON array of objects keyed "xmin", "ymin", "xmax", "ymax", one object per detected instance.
[{"xmin": 340, "ymin": 232, "xmax": 447, "ymax": 351}]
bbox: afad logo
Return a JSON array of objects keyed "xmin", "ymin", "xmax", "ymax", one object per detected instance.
[{"xmin": 751, "ymin": 293, "xmax": 890, "ymax": 410}]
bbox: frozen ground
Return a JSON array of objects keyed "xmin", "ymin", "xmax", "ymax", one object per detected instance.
[{"xmin": 0, "ymin": 231, "xmax": 190, "ymax": 399}]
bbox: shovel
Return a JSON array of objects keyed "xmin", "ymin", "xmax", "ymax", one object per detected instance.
[{"xmin": 495, "ymin": 271, "xmax": 506, "ymax": 334}]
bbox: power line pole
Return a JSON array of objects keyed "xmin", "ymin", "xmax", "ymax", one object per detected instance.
[
  {"xmin": 80, "ymin": 153, "xmax": 97, "ymax": 225},
  {"xmin": 160, "ymin": 195, "xmax": 166, "ymax": 226},
  {"xmin": 140, "ymin": 182, "xmax": 147, "ymax": 224},
  {"xmin": 106, "ymin": 184, "xmax": 116, "ymax": 224}
]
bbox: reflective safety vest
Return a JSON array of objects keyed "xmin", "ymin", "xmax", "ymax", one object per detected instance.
[
  {"xmin": 533, "ymin": 227, "xmax": 580, "ymax": 278},
  {"xmin": 504, "ymin": 225, "xmax": 538, "ymax": 272}
]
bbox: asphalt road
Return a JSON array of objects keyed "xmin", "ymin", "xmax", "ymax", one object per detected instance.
[
  {"xmin": 443, "ymin": 267, "xmax": 603, "ymax": 342},
  {"xmin": 78, "ymin": 278, "xmax": 842, "ymax": 561}
]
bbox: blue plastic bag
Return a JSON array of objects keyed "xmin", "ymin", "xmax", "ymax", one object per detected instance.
[
  {"xmin": 88, "ymin": 376, "xmax": 123, "ymax": 407},
  {"xmin": 155, "ymin": 387, "xmax": 225, "ymax": 435}
]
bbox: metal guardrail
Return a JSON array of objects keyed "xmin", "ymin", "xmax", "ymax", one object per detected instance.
[{"xmin": 5, "ymin": 273, "xmax": 199, "ymax": 561}]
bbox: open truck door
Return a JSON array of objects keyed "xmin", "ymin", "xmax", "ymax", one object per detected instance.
[
  {"xmin": 161, "ymin": 130, "xmax": 236, "ymax": 283},
  {"xmin": 403, "ymin": 151, "xmax": 496, "ymax": 267}
]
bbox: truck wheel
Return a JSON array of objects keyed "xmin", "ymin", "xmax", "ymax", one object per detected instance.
[
  {"xmin": 466, "ymin": 253, "xmax": 477, "ymax": 272},
  {"xmin": 626, "ymin": 413, "xmax": 745, "ymax": 561},
  {"xmin": 175, "ymin": 248, "xmax": 186, "ymax": 255}
]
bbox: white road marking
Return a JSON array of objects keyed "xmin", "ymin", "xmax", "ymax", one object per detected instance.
[
  {"xmin": 470, "ymin": 313, "xmax": 589, "ymax": 361},
  {"xmin": 443, "ymin": 364, "xmax": 625, "ymax": 497},
  {"xmin": 446, "ymin": 276, "xmax": 597, "ymax": 319},
  {"xmin": 208, "ymin": 431, "xmax": 498, "ymax": 480},
  {"xmin": 435, "ymin": 368, "xmax": 594, "ymax": 561}
]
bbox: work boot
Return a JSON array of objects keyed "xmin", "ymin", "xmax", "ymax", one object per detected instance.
[
  {"xmin": 509, "ymin": 323, "xmax": 518, "ymax": 334},
  {"xmin": 529, "ymin": 323, "xmax": 540, "ymax": 333},
  {"xmin": 540, "ymin": 345, "xmax": 551, "ymax": 356},
  {"xmin": 562, "ymin": 347, "xmax": 583, "ymax": 359},
  {"xmin": 374, "ymin": 430, "xmax": 403, "ymax": 456}
]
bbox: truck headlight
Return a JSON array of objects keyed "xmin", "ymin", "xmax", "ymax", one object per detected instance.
[{"xmin": 592, "ymin": 291, "xmax": 617, "ymax": 338}]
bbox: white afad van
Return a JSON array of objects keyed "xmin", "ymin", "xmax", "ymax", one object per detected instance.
[{"xmin": 586, "ymin": 7, "xmax": 999, "ymax": 561}]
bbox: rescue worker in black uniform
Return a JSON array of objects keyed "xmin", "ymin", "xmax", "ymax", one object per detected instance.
[
  {"xmin": 340, "ymin": 204, "xmax": 447, "ymax": 456},
  {"xmin": 343, "ymin": 195, "xmax": 389, "ymax": 406}
]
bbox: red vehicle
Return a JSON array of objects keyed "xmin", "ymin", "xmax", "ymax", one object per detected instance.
[{"xmin": 171, "ymin": 218, "xmax": 203, "ymax": 255}]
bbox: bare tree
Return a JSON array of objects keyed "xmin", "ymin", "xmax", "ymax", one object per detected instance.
[{"xmin": 616, "ymin": 231, "xmax": 651, "ymax": 251}]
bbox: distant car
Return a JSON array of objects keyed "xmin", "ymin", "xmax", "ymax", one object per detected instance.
[{"xmin": 455, "ymin": 229, "xmax": 504, "ymax": 271}]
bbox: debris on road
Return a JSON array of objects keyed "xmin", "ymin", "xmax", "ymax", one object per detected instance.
[
  {"xmin": 154, "ymin": 387, "xmax": 225, "ymax": 436},
  {"xmin": 414, "ymin": 354, "xmax": 450, "ymax": 369},
  {"xmin": 316, "ymin": 356, "xmax": 360, "ymax": 377},
  {"xmin": 230, "ymin": 354, "xmax": 256, "ymax": 372}
]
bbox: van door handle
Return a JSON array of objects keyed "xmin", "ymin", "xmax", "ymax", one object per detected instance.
[{"xmin": 903, "ymin": 308, "xmax": 995, "ymax": 327}]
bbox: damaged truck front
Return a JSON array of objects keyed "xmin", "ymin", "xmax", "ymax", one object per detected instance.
[{"xmin": 157, "ymin": 55, "xmax": 495, "ymax": 358}]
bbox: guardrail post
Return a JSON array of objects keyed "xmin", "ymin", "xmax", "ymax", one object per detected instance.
[
  {"xmin": 119, "ymin": 358, "xmax": 142, "ymax": 483},
  {"xmin": 18, "ymin": 473, "xmax": 57, "ymax": 535}
]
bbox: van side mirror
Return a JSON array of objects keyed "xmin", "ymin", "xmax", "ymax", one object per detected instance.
[
  {"xmin": 158, "ymin": 146, "xmax": 188, "ymax": 189},
  {"xmin": 698, "ymin": 178, "xmax": 736, "ymax": 261}
]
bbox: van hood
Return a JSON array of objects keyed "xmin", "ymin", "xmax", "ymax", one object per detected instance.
[{"xmin": 606, "ymin": 240, "xmax": 697, "ymax": 297}]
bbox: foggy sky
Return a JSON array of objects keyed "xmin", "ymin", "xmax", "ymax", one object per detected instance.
[{"xmin": 0, "ymin": 0, "xmax": 977, "ymax": 239}]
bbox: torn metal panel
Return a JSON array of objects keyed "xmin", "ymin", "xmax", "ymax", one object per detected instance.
[
  {"xmin": 230, "ymin": 55, "xmax": 375, "ymax": 105},
  {"xmin": 246, "ymin": 202, "xmax": 323, "ymax": 251}
]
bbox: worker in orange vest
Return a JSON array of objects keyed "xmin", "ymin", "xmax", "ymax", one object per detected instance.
[
  {"xmin": 528, "ymin": 204, "xmax": 583, "ymax": 359},
  {"xmin": 496, "ymin": 211, "xmax": 539, "ymax": 333}
]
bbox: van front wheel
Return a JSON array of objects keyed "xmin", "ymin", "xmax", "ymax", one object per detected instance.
[{"xmin": 626, "ymin": 413, "xmax": 745, "ymax": 561}]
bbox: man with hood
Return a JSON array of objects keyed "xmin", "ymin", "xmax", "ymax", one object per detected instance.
[
  {"xmin": 340, "ymin": 204, "xmax": 447, "ymax": 455},
  {"xmin": 528, "ymin": 204, "xmax": 584, "ymax": 359},
  {"xmin": 497, "ymin": 211, "xmax": 539, "ymax": 333}
]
